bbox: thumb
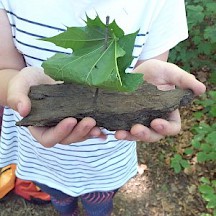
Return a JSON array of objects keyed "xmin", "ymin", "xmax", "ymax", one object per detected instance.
[
  {"xmin": 134, "ymin": 60, "xmax": 206, "ymax": 96},
  {"xmin": 16, "ymin": 95, "xmax": 31, "ymax": 117},
  {"xmin": 7, "ymin": 76, "xmax": 31, "ymax": 117}
]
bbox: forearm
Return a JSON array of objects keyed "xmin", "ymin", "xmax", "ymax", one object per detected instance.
[
  {"xmin": 135, "ymin": 51, "xmax": 169, "ymax": 69},
  {"xmin": 0, "ymin": 9, "xmax": 26, "ymax": 106}
]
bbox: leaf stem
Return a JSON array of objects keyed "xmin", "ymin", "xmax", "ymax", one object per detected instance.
[
  {"xmin": 94, "ymin": 16, "xmax": 110, "ymax": 104},
  {"xmin": 104, "ymin": 16, "xmax": 110, "ymax": 50}
]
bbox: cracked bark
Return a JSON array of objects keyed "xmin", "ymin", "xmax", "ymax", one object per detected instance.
[{"xmin": 16, "ymin": 82, "xmax": 194, "ymax": 131}]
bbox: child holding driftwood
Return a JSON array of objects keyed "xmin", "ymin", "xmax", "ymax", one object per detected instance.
[{"xmin": 0, "ymin": 1, "xmax": 205, "ymax": 215}]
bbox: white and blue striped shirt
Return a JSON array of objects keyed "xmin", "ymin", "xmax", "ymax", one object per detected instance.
[{"xmin": 0, "ymin": 0, "xmax": 188, "ymax": 196}]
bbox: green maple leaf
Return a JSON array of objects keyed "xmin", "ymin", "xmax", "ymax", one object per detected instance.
[{"xmin": 42, "ymin": 15, "xmax": 143, "ymax": 92}]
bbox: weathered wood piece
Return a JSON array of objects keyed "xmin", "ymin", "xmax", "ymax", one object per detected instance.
[{"xmin": 16, "ymin": 83, "xmax": 194, "ymax": 131}]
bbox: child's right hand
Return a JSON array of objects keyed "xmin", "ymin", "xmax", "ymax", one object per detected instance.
[{"xmin": 7, "ymin": 66, "xmax": 105, "ymax": 147}]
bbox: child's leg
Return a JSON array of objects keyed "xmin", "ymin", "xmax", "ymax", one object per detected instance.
[
  {"xmin": 34, "ymin": 182, "xmax": 79, "ymax": 216},
  {"xmin": 80, "ymin": 189, "xmax": 118, "ymax": 216}
]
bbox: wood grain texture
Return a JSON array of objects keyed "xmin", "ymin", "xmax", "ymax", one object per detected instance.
[{"xmin": 16, "ymin": 83, "xmax": 194, "ymax": 131}]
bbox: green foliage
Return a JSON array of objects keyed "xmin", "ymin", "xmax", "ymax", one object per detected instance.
[
  {"xmin": 169, "ymin": 0, "xmax": 216, "ymax": 82},
  {"xmin": 184, "ymin": 91, "xmax": 216, "ymax": 215},
  {"xmin": 168, "ymin": 0, "xmax": 216, "ymax": 214},
  {"xmin": 191, "ymin": 90, "xmax": 216, "ymax": 189},
  {"xmin": 195, "ymin": 91, "xmax": 216, "ymax": 118},
  {"xmin": 168, "ymin": 0, "xmax": 216, "ymax": 202},
  {"xmin": 186, "ymin": 91, "xmax": 216, "ymax": 164},
  {"xmin": 170, "ymin": 153, "xmax": 190, "ymax": 173},
  {"xmin": 199, "ymin": 177, "xmax": 216, "ymax": 214},
  {"xmin": 170, "ymin": 91, "xmax": 216, "ymax": 214},
  {"xmin": 200, "ymin": 214, "xmax": 215, "ymax": 216},
  {"xmin": 42, "ymin": 15, "xmax": 143, "ymax": 92},
  {"xmin": 191, "ymin": 122, "xmax": 216, "ymax": 163}
]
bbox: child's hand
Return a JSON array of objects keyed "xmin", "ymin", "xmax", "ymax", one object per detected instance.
[
  {"xmin": 7, "ymin": 67, "xmax": 56, "ymax": 117},
  {"xmin": 7, "ymin": 66, "xmax": 105, "ymax": 147},
  {"xmin": 28, "ymin": 117, "xmax": 105, "ymax": 147},
  {"xmin": 114, "ymin": 59, "xmax": 206, "ymax": 142}
]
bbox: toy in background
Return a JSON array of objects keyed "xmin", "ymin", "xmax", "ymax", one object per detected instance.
[
  {"xmin": 0, "ymin": 164, "xmax": 51, "ymax": 203},
  {"xmin": 0, "ymin": 106, "xmax": 50, "ymax": 203}
]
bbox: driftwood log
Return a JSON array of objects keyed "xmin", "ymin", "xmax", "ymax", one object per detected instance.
[{"xmin": 16, "ymin": 83, "xmax": 194, "ymax": 131}]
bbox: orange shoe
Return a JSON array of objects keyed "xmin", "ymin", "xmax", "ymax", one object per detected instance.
[
  {"xmin": 14, "ymin": 178, "xmax": 51, "ymax": 204},
  {"xmin": 0, "ymin": 164, "xmax": 16, "ymax": 199}
]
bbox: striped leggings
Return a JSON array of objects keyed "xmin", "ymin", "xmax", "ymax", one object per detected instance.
[{"xmin": 35, "ymin": 182, "xmax": 118, "ymax": 216}]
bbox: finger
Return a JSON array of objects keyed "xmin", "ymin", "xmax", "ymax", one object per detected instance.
[
  {"xmin": 115, "ymin": 130, "xmax": 136, "ymax": 141},
  {"xmin": 150, "ymin": 110, "xmax": 181, "ymax": 136},
  {"xmin": 134, "ymin": 60, "xmax": 206, "ymax": 95},
  {"xmin": 29, "ymin": 117, "xmax": 77, "ymax": 147},
  {"xmin": 7, "ymin": 76, "xmax": 31, "ymax": 117},
  {"xmin": 89, "ymin": 127, "xmax": 107, "ymax": 140},
  {"xmin": 130, "ymin": 124, "xmax": 164, "ymax": 142},
  {"xmin": 19, "ymin": 67, "xmax": 57, "ymax": 86},
  {"xmin": 7, "ymin": 67, "xmax": 58, "ymax": 117},
  {"xmin": 60, "ymin": 117, "xmax": 97, "ymax": 144},
  {"xmin": 115, "ymin": 124, "xmax": 164, "ymax": 142},
  {"xmin": 159, "ymin": 62, "xmax": 206, "ymax": 95},
  {"xmin": 7, "ymin": 68, "xmax": 41, "ymax": 116}
]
